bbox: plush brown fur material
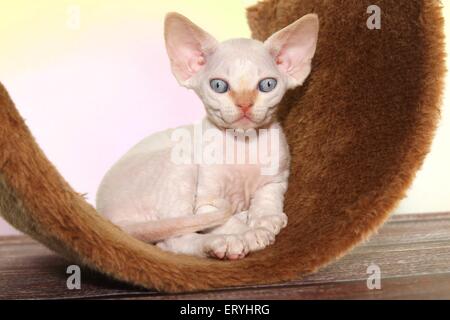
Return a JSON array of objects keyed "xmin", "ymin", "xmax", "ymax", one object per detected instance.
[{"xmin": 0, "ymin": 0, "xmax": 445, "ymax": 292}]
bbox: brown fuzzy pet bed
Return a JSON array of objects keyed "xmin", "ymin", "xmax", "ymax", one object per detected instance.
[{"xmin": 0, "ymin": 0, "xmax": 445, "ymax": 292}]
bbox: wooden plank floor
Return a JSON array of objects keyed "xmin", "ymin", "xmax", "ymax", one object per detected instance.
[{"xmin": 0, "ymin": 213, "xmax": 449, "ymax": 299}]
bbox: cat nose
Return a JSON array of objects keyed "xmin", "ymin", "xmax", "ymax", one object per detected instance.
[{"xmin": 237, "ymin": 103, "xmax": 253, "ymax": 114}]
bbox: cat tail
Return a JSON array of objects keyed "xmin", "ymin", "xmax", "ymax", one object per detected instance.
[{"xmin": 119, "ymin": 199, "xmax": 233, "ymax": 243}]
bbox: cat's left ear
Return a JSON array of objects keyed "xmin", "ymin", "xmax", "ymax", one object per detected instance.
[
  {"xmin": 164, "ymin": 12, "xmax": 218, "ymax": 87},
  {"xmin": 264, "ymin": 14, "xmax": 319, "ymax": 89}
]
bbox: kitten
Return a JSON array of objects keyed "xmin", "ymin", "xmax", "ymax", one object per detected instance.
[{"xmin": 96, "ymin": 12, "xmax": 319, "ymax": 260}]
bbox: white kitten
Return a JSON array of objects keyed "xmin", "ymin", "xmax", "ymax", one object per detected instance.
[{"xmin": 96, "ymin": 12, "xmax": 319, "ymax": 260}]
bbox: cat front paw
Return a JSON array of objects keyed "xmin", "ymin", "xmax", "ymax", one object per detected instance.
[
  {"xmin": 248, "ymin": 213, "xmax": 288, "ymax": 235},
  {"xmin": 243, "ymin": 228, "xmax": 275, "ymax": 252},
  {"xmin": 204, "ymin": 234, "xmax": 249, "ymax": 260}
]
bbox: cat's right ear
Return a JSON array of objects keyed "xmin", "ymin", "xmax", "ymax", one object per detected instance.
[{"xmin": 164, "ymin": 13, "xmax": 218, "ymax": 87}]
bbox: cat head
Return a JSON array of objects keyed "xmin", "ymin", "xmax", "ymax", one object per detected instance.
[{"xmin": 164, "ymin": 12, "xmax": 319, "ymax": 130}]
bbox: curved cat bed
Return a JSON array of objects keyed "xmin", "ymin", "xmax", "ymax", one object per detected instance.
[{"xmin": 0, "ymin": 0, "xmax": 445, "ymax": 292}]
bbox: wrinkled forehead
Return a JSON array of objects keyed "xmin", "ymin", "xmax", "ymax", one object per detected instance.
[{"xmin": 206, "ymin": 39, "xmax": 278, "ymax": 90}]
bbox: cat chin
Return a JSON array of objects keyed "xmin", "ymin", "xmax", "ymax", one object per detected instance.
[
  {"xmin": 231, "ymin": 122, "xmax": 262, "ymax": 131},
  {"xmin": 232, "ymin": 116, "xmax": 274, "ymax": 130}
]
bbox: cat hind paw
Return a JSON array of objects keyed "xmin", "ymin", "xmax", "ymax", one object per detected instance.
[
  {"xmin": 243, "ymin": 227, "xmax": 275, "ymax": 252},
  {"xmin": 204, "ymin": 234, "xmax": 249, "ymax": 260}
]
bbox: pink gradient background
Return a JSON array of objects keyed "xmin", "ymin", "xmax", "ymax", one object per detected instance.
[{"xmin": 0, "ymin": 2, "xmax": 251, "ymax": 235}]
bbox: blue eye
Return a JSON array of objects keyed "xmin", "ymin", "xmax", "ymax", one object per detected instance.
[
  {"xmin": 210, "ymin": 79, "xmax": 229, "ymax": 93},
  {"xmin": 258, "ymin": 78, "xmax": 277, "ymax": 92}
]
